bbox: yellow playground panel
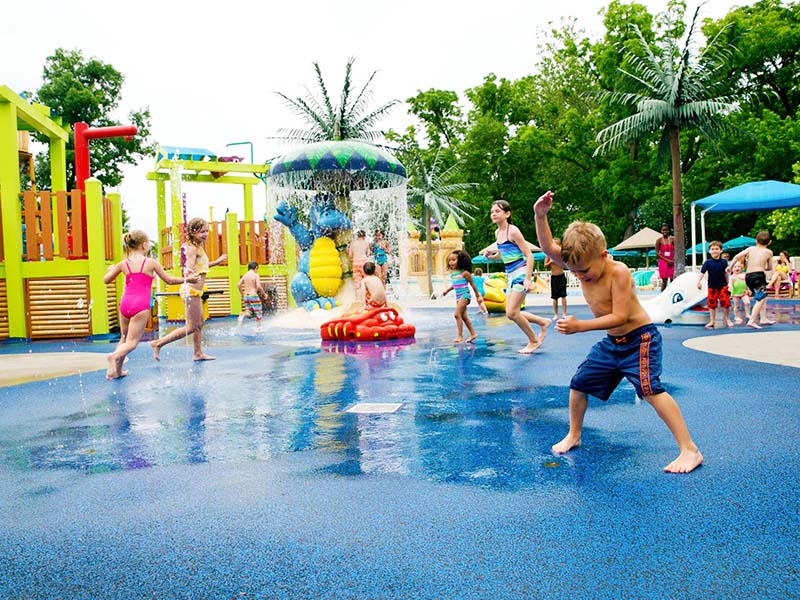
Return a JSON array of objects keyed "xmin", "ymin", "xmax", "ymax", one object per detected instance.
[
  {"xmin": 146, "ymin": 146, "xmax": 296, "ymax": 319},
  {"xmin": 0, "ymin": 83, "xmax": 297, "ymax": 340}
]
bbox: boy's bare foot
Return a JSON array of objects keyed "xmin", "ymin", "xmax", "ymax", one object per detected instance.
[
  {"xmin": 663, "ymin": 449, "xmax": 704, "ymax": 473},
  {"xmin": 552, "ymin": 433, "xmax": 581, "ymax": 454},
  {"xmin": 704, "ymin": 322, "xmax": 714, "ymax": 330},
  {"xmin": 734, "ymin": 317, "xmax": 743, "ymax": 325},
  {"xmin": 466, "ymin": 334, "xmax": 477, "ymax": 343},
  {"xmin": 453, "ymin": 336, "xmax": 464, "ymax": 343},
  {"xmin": 518, "ymin": 341, "xmax": 540, "ymax": 354},
  {"xmin": 150, "ymin": 340, "xmax": 161, "ymax": 361},
  {"xmin": 759, "ymin": 319, "xmax": 776, "ymax": 326},
  {"xmin": 193, "ymin": 353, "xmax": 216, "ymax": 361},
  {"xmin": 746, "ymin": 320, "xmax": 762, "ymax": 329}
]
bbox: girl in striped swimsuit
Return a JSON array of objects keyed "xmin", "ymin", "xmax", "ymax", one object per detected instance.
[
  {"xmin": 442, "ymin": 250, "xmax": 483, "ymax": 343},
  {"xmin": 486, "ymin": 200, "xmax": 551, "ymax": 353}
]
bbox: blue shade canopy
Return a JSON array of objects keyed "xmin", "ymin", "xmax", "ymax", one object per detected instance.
[
  {"xmin": 686, "ymin": 242, "xmax": 710, "ymax": 255},
  {"xmin": 722, "ymin": 235, "xmax": 756, "ymax": 251},
  {"xmin": 692, "ymin": 181, "xmax": 800, "ymax": 212}
]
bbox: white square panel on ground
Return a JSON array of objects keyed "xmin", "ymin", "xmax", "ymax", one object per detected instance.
[{"xmin": 346, "ymin": 403, "xmax": 402, "ymax": 414}]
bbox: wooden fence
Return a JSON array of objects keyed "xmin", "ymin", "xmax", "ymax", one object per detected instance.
[
  {"xmin": 159, "ymin": 219, "xmax": 270, "ymax": 270},
  {"xmin": 18, "ymin": 190, "xmax": 115, "ymax": 262}
]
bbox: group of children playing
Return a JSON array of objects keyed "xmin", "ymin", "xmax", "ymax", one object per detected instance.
[
  {"xmin": 106, "ymin": 190, "xmax": 800, "ymax": 476},
  {"xmin": 696, "ymin": 231, "xmax": 790, "ymax": 329}
]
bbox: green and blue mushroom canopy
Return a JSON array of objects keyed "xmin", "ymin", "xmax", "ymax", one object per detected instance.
[{"xmin": 268, "ymin": 140, "xmax": 406, "ymax": 192}]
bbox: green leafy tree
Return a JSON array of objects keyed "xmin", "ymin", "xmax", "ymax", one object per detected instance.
[
  {"xmin": 275, "ymin": 57, "xmax": 398, "ymax": 143},
  {"xmin": 404, "ymin": 148, "xmax": 476, "ymax": 297},
  {"xmin": 33, "ymin": 48, "xmax": 154, "ymax": 190},
  {"xmin": 704, "ymin": 0, "xmax": 800, "ymax": 119},
  {"xmin": 406, "ymin": 89, "xmax": 464, "ymax": 148},
  {"xmin": 593, "ymin": 6, "xmax": 741, "ymax": 275}
]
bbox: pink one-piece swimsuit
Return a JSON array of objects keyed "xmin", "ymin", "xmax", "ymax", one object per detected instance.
[{"xmin": 119, "ymin": 259, "xmax": 154, "ymax": 318}]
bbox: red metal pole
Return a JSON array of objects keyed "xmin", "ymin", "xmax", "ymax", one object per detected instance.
[{"xmin": 72, "ymin": 122, "xmax": 138, "ymax": 257}]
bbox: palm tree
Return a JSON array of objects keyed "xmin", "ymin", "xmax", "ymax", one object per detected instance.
[
  {"xmin": 405, "ymin": 149, "xmax": 476, "ymax": 298},
  {"xmin": 593, "ymin": 6, "xmax": 739, "ymax": 275},
  {"xmin": 275, "ymin": 57, "xmax": 399, "ymax": 143}
]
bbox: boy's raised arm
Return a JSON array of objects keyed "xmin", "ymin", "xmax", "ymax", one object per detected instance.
[{"xmin": 533, "ymin": 191, "xmax": 566, "ymax": 267}]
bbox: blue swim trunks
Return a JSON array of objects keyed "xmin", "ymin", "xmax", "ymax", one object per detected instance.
[{"xmin": 570, "ymin": 323, "xmax": 666, "ymax": 401}]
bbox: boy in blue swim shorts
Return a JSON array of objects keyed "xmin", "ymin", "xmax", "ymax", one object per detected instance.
[{"xmin": 535, "ymin": 191, "xmax": 703, "ymax": 474}]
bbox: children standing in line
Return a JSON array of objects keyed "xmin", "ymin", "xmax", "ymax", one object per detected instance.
[
  {"xmin": 471, "ymin": 268, "xmax": 489, "ymax": 315},
  {"xmin": 729, "ymin": 231, "xmax": 775, "ymax": 329},
  {"xmin": 237, "ymin": 261, "xmax": 265, "ymax": 331},
  {"xmin": 697, "ymin": 241, "xmax": 733, "ymax": 329},
  {"xmin": 103, "ymin": 230, "xmax": 197, "ymax": 379},
  {"xmin": 442, "ymin": 250, "xmax": 483, "ymax": 344},
  {"xmin": 485, "ymin": 200, "xmax": 551, "ymax": 353},
  {"xmin": 362, "ymin": 261, "xmax": 388, "ymax": 308},
  {"xmin": 534, "ymin": 190, "xmax": 702, "ymax": 473},
  {"xmin": 729, "ymin": 261, "xmax": 751, "ymax": 325},
  {"xmin": 545, "ymin": 238, "xmax": 568, "ymax": 320},
  {"xmin": 150, "ymin": 217, "xmax": 227, "ymax": 361}
]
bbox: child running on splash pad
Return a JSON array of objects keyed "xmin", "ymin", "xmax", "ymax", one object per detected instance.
[
  {"xmin": 534, "ymin": 191, "xmax": 703, "ymax": 474},
  {"xmin": 442, "ymin": 250, "xmax": 484, "ymax": 344},
  {"xmin": 729, "ymin": 231, "xmax": 776, "ymax": 328},
  {"xmin": 237, "ymin": 261, "xmax": 265, "ymax": 332},
  {"xmin": 150, "ymin": 217, "xmax": 227, "ymax": 361},
  {"xmin": 103, "ymin": 230, "xmax": 198, "ymax": 379},
  {"xmin": 485, "ymin": 199, "xmax": 551, "ymax": 353}
]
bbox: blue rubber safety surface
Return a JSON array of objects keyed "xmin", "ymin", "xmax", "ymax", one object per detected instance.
[{"xmin": 1, "ymin": 306, "xmax": 798, "ymax": 599}]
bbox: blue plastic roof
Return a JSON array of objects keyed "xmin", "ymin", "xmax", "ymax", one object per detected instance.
[
  {"xmin": 157, "ymin": 145, "xmax": 217, "ymax": 162},
  {"xmin": 692, "ymin": 180, "xmax": 800, "ymax": 212}
]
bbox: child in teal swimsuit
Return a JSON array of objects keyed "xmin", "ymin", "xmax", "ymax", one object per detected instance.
[
  {"xmin": 486, "ymin": 200, "xmax": 551, "ymax": 353},
  {"xmin": 442, "ymin": 250, "xmax": 483, "ymax": 343}
]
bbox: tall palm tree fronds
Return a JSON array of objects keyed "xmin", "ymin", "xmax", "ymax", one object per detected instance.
[
  {"xmin": 593, "ymin": 6, "xmax": 740, "ymax": 275},
  {"xmin": 406, "ymin": 149, "xmax": 477, "ymax": 297},
  {"xmin": 275, "ymin": 57, "xmax": 399, "ymax": 143}
]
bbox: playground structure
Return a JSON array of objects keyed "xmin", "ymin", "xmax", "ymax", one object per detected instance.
[
  {"xmin": 0, "ymin": 84, "xmax": 296, "ymax": 340},
  {"xmin": 146, "ymin": 146, "xmax": 292, "ymax": 319},
  {"xmin": 400, "ymin": 215, "xmax": 466, "ymax": 296}
]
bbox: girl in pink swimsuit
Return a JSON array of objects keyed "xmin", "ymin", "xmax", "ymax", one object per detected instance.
[{"xmin": 103, "ymin": 230, "xmax": 195, "ymax": 379}]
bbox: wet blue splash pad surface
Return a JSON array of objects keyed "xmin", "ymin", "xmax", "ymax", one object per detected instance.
[{"xmin": 1, "ymin": 307, "xmax": 798, "ymax": 599}]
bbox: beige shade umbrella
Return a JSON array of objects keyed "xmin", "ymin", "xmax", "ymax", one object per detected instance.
[
  {"xmin": 613, "ymin": 227, "xmax": 662, "ymax": 250},
  {"xmin": 480, "ymin": 240, "xmax": 541, "ymax": 255}
]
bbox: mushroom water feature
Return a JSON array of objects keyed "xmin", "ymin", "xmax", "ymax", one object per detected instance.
[{"xmin": 268, "ymin": 141, "xmax": 408, "ymax": 310}]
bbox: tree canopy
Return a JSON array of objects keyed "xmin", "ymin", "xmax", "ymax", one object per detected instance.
[{"xmin": 33, "ymin": 48, "xmax": 154, "ymax": 190}]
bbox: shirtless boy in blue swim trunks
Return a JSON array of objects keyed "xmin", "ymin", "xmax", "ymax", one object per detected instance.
[{"xmin": 534, "ymin": 191, "xmax": 703, "ymax": 473}]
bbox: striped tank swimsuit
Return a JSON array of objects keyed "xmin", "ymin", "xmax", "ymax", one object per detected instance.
[{"xmin": 450, "ymin": 270, "xmax": 471, "ymax": 303}]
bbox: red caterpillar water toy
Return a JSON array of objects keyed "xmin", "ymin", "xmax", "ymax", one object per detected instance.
[{"xmin": 320, "ymin": 306, "xmax": 415, "ymax": 341}]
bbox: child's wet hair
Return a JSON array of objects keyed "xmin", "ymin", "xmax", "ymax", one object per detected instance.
[
  {"xmin": 756, "ymin": 230, "xmax": 771, "ymax": 245},
  {"xmin": 449, "ymin": 250, "xmax": 473, "ymax": 272},
  {"xmin": 560, "ymin": 221, "xmax": 606, "ymax": 266},
  {"xmin": 709, "ymin": 240, "xmax": 723, "ymax": 250},
  {"xmin": 473, "ymin": 267, "xmax": 483, "ymax": 276},
  {"xmin": 364, "ymin": 261, "xmax": 376, "ymax": 275},
  {"xmin": 187, "ymin": 217, "xmax": 209, "ymax": 245},
  {"xmin": 248, "ymin": 261, "xmax": 259, "ymax": 270},
  {"xmin": 123, "ymin": 229, "xmax": 149, "ymax": 251}
]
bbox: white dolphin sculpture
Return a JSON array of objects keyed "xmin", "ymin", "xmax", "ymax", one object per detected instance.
[{"xmin": 642, "ymin": 272, "xmax": 708, "ymax": 325}]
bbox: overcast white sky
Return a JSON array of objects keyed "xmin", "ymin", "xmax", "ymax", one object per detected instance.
[{"xmin": 3, "ymin": 0, "xmax": 743, "ymax": 236}]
